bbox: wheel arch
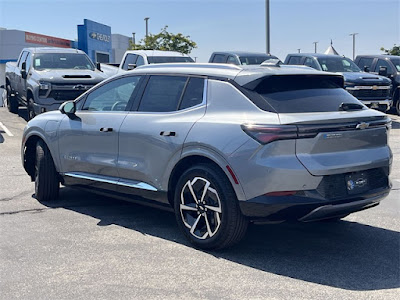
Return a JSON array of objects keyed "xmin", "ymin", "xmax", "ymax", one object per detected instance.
[
  {"xmin": 23, "ymin": 133, "xmax": 59, "ymax": 181},
  {"xmin": 167, "ymin": 152, "xmax": 246, "ymax": 207}
]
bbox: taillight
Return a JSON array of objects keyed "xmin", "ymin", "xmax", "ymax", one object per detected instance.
[{"xmin": 241, "ymin": 124, "xmax": 298, "ymax": 144}]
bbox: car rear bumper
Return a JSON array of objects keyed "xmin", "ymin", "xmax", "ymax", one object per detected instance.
[{"xmin": 239, "ymin": 184, "xmax": 391, "ymax": 222}]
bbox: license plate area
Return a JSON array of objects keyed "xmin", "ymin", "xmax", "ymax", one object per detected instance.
[{"xmin": 346, "ymin": 171, "xmax": 369, "ymax": 195}]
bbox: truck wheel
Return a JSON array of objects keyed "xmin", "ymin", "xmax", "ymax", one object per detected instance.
[
  {"xmin": 396, "ymin": 98, "xmax": 400, "ymax": 116},
  {"xmin": 6, "ymin": 84, "xmax": 18, "ymax": 114},
  {"xmin": 28, "ymin": 98, "xmax": 36, "ymax": 120},
  {"xmin": 35, "ymin": 140, "xmax": 59, "ymax": 202},
  {"xmin": 174, "ymin": 164, "xmax": 248, "ymax": 250}
]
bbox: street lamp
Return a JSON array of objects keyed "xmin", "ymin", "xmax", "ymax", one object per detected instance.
[
  {"xmin": 265, "ymin": 0, "xmax": 270, "ymax": 54},
  {"xmin": 349, "ymin": 33, "xmax": 358, "ymax": 60},
  {"xmin": 297, "ymin": 48, "xmax": 301, "ymax": 53},
  {"xmin": 132, "ymin": 32, "xmax": 136, "ymax": 49},
  {"xmin": 144, "ymin": 17, "xmax": 150, "ymax": 38},
  {"xmin": 313, "ymin": 41, "xmax": 318, "ymax": 53}
]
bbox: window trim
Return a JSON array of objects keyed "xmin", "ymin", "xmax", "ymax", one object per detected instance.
[
  {"xmin": 131, "ymin": 75, "xmax": 207, "ymax": 114},
  {"xmin": 78, "ymin": 75, "xmax": 144, "ymax": 112}
]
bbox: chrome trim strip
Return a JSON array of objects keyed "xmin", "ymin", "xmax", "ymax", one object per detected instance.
[
  {"xmin": 346, "ymin": 86, "xmax": 391, "ymax": 90},
  {"xmin": 64, "ymin": 172, "xmax": 158, "ymax": 192}
]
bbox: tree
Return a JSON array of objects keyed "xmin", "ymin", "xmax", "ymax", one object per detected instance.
[
  {"xmin": 129, "ymin": 26, "xmax": 197, "ymax": 54},
  {"xmin": 380, "ymin": 44, "xmax": 400, "ymax": 56}
]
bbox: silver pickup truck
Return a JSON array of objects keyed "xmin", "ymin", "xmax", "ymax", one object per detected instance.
[{"xmin": 5, "ymin": 47, "xmax": 107, "ymax": 119}]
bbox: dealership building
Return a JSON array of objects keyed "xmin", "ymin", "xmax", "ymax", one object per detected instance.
[{"xmin": 0, "ymin": 19, "xmax": 131, "ymax": 86}]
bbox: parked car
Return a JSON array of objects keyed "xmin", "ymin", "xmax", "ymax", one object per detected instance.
[
  {"xmin": 354, "ymin": 55, "xmax": 400, "ymax": 115},
  {"xmin": 5, "ymin": 47, "xmax": 107, "ymax": 120},
  {"xmin": 209, "ymin": 51, "xmax": 280, "ymax": 65},
  {"xmin": 22, "ymin": 63, "xmax": 392, "ymax": 249},
  {"xmin": 103, "ymin": 50, "xmax": 195, "ymax": 77},
  {"xmin": 284, "ymin": 53, "xmax": 392, "ymax": 112}
]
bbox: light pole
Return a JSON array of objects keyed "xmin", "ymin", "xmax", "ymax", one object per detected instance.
[
  {"xmin": 265, "ymin": 0, "xmax": 270, "ymax": 54},
  {"xmin": 349, "ymin": 33, "xmax": 358, "ymax": 60},
  {"xmin": 132, "ymin": 32, "xmax": 136, "ymax": 49},
  {"xmin": 297, "ymin": 48, "xmax": 301, "ymax": 53},
  {"xmin": 313, "ymin": 41, "xmax": 318, "ymax": 53},
  {"xmin": 144, "ymin": 17, "xmax": 150, "ymax": 38}
]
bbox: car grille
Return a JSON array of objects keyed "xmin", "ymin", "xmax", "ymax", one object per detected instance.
[
  {"xmin": 48, "ymin": 90, "xmax": 87, "ymax": 101},
  {"xmin": 348, "ymin": 89, "xmax": 390, "ymax": 99},
  {"xmin": 316, "ymin": 168, "xmax": 388, "ymax": 200}
]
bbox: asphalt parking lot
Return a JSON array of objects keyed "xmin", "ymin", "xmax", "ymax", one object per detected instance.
[{"xmin": 0, "ymin": 106, "xmax": 399, "ymax": 299}]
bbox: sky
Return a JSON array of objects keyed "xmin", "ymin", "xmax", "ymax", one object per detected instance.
[{"xmin": 0, "ymin": 0, "xmax": 399, "ymax": 62}]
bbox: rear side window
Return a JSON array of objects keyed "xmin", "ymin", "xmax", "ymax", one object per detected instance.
[
  {"xmin": 138, "ymin": 76, "xmax": 187, "ymax": 112},
  {"xmin": 243, "ymin": 75, "xmax": 363, "ymax": 113},
  {"xmin": 179, "ymin": 77, "xmax": 204, "ymax": 110}
]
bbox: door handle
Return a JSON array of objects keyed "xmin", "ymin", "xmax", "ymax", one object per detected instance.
[
  {"xmin": 160, "ymin": 131, "xmax": 176, "ymax": 137},
  {"xmin": 100, "ymin": 127, "xmax": 113, "ymax": 132}
]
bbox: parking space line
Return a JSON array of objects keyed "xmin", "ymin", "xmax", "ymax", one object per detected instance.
[{"xmin": 0, "ymin": 122, "xmax": 14, "ymax": 137}]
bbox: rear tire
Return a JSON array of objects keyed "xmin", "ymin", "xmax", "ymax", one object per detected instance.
[
  {"xmin": 396, "ymin": 98, "xmax": 400, "ymax": 116},
  {"xmin": 6, "ymin": 84, "xmax": 18, "ymax": 114},
  {"xmin": 174, "ymin": 164, "xmax": 248, "ymax": 250},
  {"xmin": 35, "ymin": 140, "xmax": 59, "ymax": 202}
]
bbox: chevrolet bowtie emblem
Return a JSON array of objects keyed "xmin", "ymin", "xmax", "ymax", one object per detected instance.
[{"xmin": 356, "ymin": 122, "xmax": 369, "ymax": 130}]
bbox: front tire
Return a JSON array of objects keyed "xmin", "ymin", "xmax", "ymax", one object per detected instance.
[
  {"xmin": 28, "ymin": 98, "xmax": 36, "ymax": 120},
  {"xmin": 35, "ymin": 140, "xmax": 59, "ymax": 202},
  {"xmin": 6, "ymin": 84, "xmax": 18, "ymax": 114},
  {"xmin": 174, "ymin": 164, "xmax": 248, "ymax": 250}
]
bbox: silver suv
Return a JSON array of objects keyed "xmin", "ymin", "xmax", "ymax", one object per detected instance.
[{"xmin": 22, "ymin": 63, "xmax": 392, "ymax": 249}]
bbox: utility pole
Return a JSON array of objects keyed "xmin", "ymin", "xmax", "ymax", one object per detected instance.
[
  {"xmin": 297, "ymin": 48, "xmax": 301, "ymax": 53},
  {"xmin": 144, "ymin": 17, "xmax": 150, "ymax": 37},
  {"xmin": 313, "ymin": 41, "xmax": 318, "ymax": 53},
  {"xmin": 132, "ymin": 32, "xmax": 136, "ymax": 49},
  {"xmin": 349, "ymin": 33, "xmax": 358, "ymax": 60},
  {"xmin": 265, "ymin": 0, "xmax": 270, "ymax": 54}
]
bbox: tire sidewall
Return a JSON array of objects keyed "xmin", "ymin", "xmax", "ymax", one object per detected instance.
[{"xmin": 174, "ymin": 164, "xmax": 236, "ymax": 249}]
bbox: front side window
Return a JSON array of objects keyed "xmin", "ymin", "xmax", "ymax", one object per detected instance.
[
  {"xmin": 212, "ymin": 54, "xmax": 227, "ymax": 63},
  {"xmin": 227, "ymin": 56, "xmax": 238, "ymax": 65},
  {"xmin": 317, "ymin": 56, "xmax": 361, "ymax": 72},
  {"xmin": 374, "ymin": 59, "xmax": 393, "ymax": 74},
  {"xmin": 136, "ymin": 55, "xmax": 145, "ymax": 66},
  {"xmin": 304, "ymin": 57, "xmax": 319, "ymax": 70},
  {"xmin": 122, "ymin": 54, "xmax": 137, "ymax": 70},
  {"xmin": 138, "ymin": 76, "xmax": 187, "ymax": 112},
  {"xmin": 25, "ymin": 52, "xmax": 32, "ymax": 71},
  {"xmin": 33, "ymin": 53, "xmax": 95, "ymax": 70},
  {"xmin": 357, "ymin": 57, "xmax": 374, "ymax": 70},
  {"xmin": 18, "ymin": 52, "xmax": 28, "ymax": 69},
  {"xmin": 82, "ymin": 76, "xmax": 141, "ymax": 111},
  {"xmin": 239, "ymin": 55, "xmax": 277, "ymax": 65},
  {"xmin": 287, "ymin": 56, "xmax": 302, "ymax": 65},
  {"xmin": 390, "ymin": 58, "xmax": 400, "ymax": 72}
]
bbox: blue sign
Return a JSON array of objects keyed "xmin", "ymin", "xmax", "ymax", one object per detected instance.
[{"xmin": 78, "ymin": 19, "xmax": 112, "ymax": 63}]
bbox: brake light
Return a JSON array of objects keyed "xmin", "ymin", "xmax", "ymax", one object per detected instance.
[{"xmin": 241, "ymin": 124, "xmax": 298, "ymax": 144}]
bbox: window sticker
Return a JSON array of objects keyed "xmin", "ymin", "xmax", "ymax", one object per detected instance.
[{"xmin": 35, "ymin": 59, "xmax": 41, "ymax": 66}]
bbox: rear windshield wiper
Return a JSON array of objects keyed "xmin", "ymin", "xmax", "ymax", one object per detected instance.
[{"xmin": 339, "ymin": 102, "xmax": 364, "ymax": 111}]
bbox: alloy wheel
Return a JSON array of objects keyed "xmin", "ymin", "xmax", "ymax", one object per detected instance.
[{"xmin": 179, "ymin": 177, "xmax": 222, "ymax": 240}]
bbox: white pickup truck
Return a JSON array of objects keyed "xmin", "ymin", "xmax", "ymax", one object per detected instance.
[{"xmin": 101, "ymin": 50, "xmax": 194, "ymax": 77}]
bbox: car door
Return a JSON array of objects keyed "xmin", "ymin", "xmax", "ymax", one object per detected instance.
[
  {"xmin": 117, "ymin": 75, "xmax": 206, "ymax": 201},
  {"xmin": 58, "ymin": 75, "xmax": 143, "ymax": 185}
]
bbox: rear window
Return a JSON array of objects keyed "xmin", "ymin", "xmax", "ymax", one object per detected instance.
[
  {"xmin": 147, "ymin": 56, "xmax": 194, "ymax": 64},
  {"xmin": 243, "ymin": 75, "xmax": 365, "ymax": 113}
]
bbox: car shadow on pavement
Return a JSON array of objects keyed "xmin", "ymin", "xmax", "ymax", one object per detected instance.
[
  {"xmin": 391, "ymin": 120, "xmax": 400, "ymax": 129},
  {"xmin": 42, "ymin": 187, "xmax": 400, "ymax": 292}
]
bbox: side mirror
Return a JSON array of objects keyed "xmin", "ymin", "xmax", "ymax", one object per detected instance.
[
  {"xmin": 21, "ymin": 62, "xmax": 27, "ymax": 79},
  {"xmin": 96, "ymin": 62, "xmax": 102, "ymax": 71},
  {"xmin": 378, "ymin": 66, "xmax": 388, "ymax": 77},
  {"xmin": 363, "ymin": 66, "xmax": 370, "ymax": 72},
  {"xmin": 59, "ymin": 101, "xmax": 76, "ymax": 115},
  {"xmin": 127, "ymin": 64, "xmax": 137, "ymax": 70}
]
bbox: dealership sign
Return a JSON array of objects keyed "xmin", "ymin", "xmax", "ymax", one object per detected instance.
[
  {"xmin": 89, "ymin": 32, "xmax": 111, "ymax": 43},
  {"xmin": 25, "ymin": 32, "xmax": 71, "ymax": 48}
]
